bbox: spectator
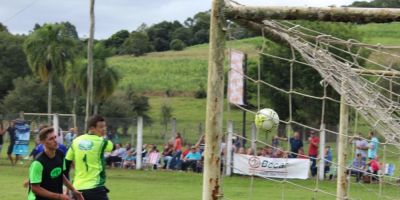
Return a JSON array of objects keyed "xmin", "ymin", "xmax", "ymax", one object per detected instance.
[
  {"xmin": 162, "ymin": 143, "xmax": 174, "ymax": 169},
  {"xmin": 144, "ymin": 145, "xmax": 160, "ymax": 170},
  {"xmin": 122, "ymin": 150, "xmax": 136, "ymax": 169},
  {"xmin": 259, "ymin": 147, "xmax": 272, "ymax": 158},
  {"xmin": 182, "ymin": 146, "xmax": 202, "ymax": 172},
  {"xmin": 175, "ymin": 144, "xmax": 191, "ymax": 170},
  {"xmin": 246, "ymin": 148, "xmax": 255, "ymax": 155},
  {"xmin": 0, "ymin": 120, "xmax": 20, "ymax": 165},
  {"xmin": 324, "ymin": 146, "xmax": 333, "ymax": 178},
  {"xmin": 367, "ymin": 131, "xmax": 379, "ymax": 160},
  {"xmin": 106, "ymin": 143, "xmax": 126, "ymax": 168},
  {"xmin": 272, "ymin": 135, "xmax": 287, "ymax": 154},
  {"xmin": 297, "ymin": 148, "xmax": 308, "ymax": 159},
  {"xmin": 308, "ymin": 131, "xmax": 320, "ymax": 177},
  {"xmin": 367, "ymin": 156, "xmax": 380, "ymax": 182},
  {"xmin": 288, "ymin": 131, "xmax": 303, "ymax": 158},
  {"xmin": 64, "ymin": 128, "xmax": 78, "ymax": 148},
  {"xmin": 348, "ymin": 153, "xmax": 367, "ymax": 182},
  {"xmin": 236, "ymin": 147, "xmax": 245, "ymax": 154},
  {"xmin": 349, "ymin": 134, "xmax": 368, "ymax": 161},
  {"xmin": 170, "ymin": 133, "xmax": 183, "ymax": 169}
]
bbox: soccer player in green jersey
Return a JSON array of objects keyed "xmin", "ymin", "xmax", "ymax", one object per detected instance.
[
  {"xmin": 28, "ymin": 127, "xmax": 83, "ymax": 200},
  {"xmin": 66, "ymin": 115, "xmax": 113, "ymax": 200}
]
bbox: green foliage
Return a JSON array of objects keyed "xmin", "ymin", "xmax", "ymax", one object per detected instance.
[
  {"xmin": 23, "ymin": 23, "xmax": 77, "ymax": 82},
  {"xmin": 350, "ymin": 0, "xmax": 400, "ymax": 8},
  {"xmin": 0, "ymin": 32, "xmax": 31, "ymax": 100},
  {"xmin": 194, "ymin": 83, "xmax": 206, "ymax": 99},
  {"xmin": 160, "ymin": 103, "xmax": 173, "ymax": 126},
  {"xmin": 1, "ymin": 76, "xmax": 66, "ymax": 113},
  {"xmin": 104, "ymin": 30, "xmax": 130, "ymax": 52},
  {"xmin": 120, "ymin": 31, "xmax": 153, "ymax": 56},
  {"xmin": 169, "ymin": 39, "xmax": 186, "ymax": 51},
  {"xmin": 0, "ymin": 23, "xmax": 8, "ymax": 32}
]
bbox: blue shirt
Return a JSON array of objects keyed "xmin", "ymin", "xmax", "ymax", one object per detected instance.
[
  {"xmin": 352, "ymin": 158, "xmax": 366, "ymax": 170},
  {"xmin": 185, "ymin": 151, "xmax": 201, "ymax": 160},
  {"xmin": 367, "ymin": 137, "xmax": 379, "ymax": 159},
  {"xmin": 290, "ymin": 138, "xmax": 303, "ymax": 153},
  {"xmin": 325, "ymin": 150, "xmax": 332, "ymax": 165},
  {"xmin": 32, "ymin": 143, "xmax": 68, "ymax": 158}
]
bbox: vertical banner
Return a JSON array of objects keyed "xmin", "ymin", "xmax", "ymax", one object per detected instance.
[
  {"xmin": 13, "ymin": 120, "xmax": 30, "ymax": 155},
  {"xmin": 228, "ymin": 50, "xmax": 245, "ymax": 105}
]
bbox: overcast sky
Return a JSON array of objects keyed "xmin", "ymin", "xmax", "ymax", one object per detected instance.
[{"xmin": 0, "ymin": 0, "xmax": 360, "ymax": 39}]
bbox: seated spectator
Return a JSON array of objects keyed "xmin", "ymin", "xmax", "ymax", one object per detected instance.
[
  {"xmin": 182, "ymin": 146, "xmax": 202, "ymax": 172},
  {"xmin": 367, "ymin": 156, "xmax": 380, "ymax": 182},
  {"xmin": 297, "ymin": 148, "xmax": 308, "ymax": 159},
  {"xmin": 144, "ymin": 145, "xmax": 160, "ymax": 170},
  {"xmin": 106, "ymin": 143, "xmax": 126, "ymax": 168},
  {"xmin": 259, "ymin": 147, "xmax": 272, "ymax": 158},
  {"xmin": 123, "ymin": 150, "xmax": 136, "ymax": 169},
  {"xmin": 175, "ymin": 144, "xmax": 191, "ymax": 170},
  {"xmin": 236, "ymin": 147, "xmax": 245, "ymax": 154},
  {"xmin": 162, "ymin": 143, "xmax": 174, "ymax": 169},
  {"xmin": 246, "ymin": 148, "xmax": 254, "ymax": 155},
  {"xmin": 348, "ymin": 153, "xmax": 367, "ymax": 182}
]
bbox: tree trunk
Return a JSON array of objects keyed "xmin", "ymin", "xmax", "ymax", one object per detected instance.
[
  {"xmin": 225, "ymin": 6, "xmax": 400, "ymax": 24},
  {"xmin": 85, "ymin": 0, "xmax": 95, "ymax": 132},
  {"xmin": 47, "ymin": 73, "xmax": 53, "ymax": 123},
  {"xmin": 93, "ymin": 103, "xmax": 98, "ymax": 115}
]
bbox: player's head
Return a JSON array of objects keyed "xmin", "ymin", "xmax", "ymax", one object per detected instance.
[
  {"xmin": 39, "ymin": 127, "xmax": 58, "ymax": 151},
  {"xmin": 88, "ymin": 115, "xmax": 106, "ymax": 136}
]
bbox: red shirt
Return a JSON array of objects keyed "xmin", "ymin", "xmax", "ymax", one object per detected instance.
[
  {"xmin": 308, "ymin": 136, "xmax": 319, "ymax": 156},
  {"xmin": 174, "ymin": 138, "xmax": 182, "ymax": 151},
  {"xmin": 182, "ymin": 149, "xmax": 190, "ymax": 159},
  {"xmin": 370, "ymin": 159, "xmax": 380, "ymax": 171}
]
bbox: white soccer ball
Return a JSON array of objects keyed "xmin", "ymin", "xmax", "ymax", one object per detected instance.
[{"xmin": 255, "ymin": 108, "xmax": 279, "ymax": 131}]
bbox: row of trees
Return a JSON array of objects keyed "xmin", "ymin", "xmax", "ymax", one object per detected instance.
[{"xmin": 0, "ymin": 22, "xmax": 150, "ymax": 122}]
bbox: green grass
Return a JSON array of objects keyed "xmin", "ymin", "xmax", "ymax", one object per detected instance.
[
  {"xmin": 108, "ymin": 37, "xmax": 262, "ymax": 93},
  {"xmin": 357, "ymin": 22, "xmax": 400, "ymax": 45},
  {"xmin": 1, "ymin": 162, "xmax": 399, "ymax": 200}
]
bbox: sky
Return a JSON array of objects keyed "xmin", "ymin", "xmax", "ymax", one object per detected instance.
[{"xmin": 0, "ymin": 0, "xmax": 360, "ymax": 39}]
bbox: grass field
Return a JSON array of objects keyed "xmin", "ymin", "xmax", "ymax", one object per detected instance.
[{"xmin": 1, "ymin": 159, "xmax": 400, "ymax": 200}]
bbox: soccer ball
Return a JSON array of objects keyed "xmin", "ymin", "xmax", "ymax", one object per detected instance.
[{"xmin": 255, "ymin": 108, "xmax": 279, "ymax": 131}]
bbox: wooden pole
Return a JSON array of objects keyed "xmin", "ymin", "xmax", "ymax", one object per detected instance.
[
  {"xmin": 318, "ymin": 123, "xmax": 326, "ymax": 181},
  {"xmin": 136, "ymin": 116, "xmax": 143, "ymax": 170},
  {"xmin": 225, "ymin": 6, "xmax": 400, "ymax": 24},
  {"xmin": 202, "ymin": 0, "xmax": 226, "ymax": 199},
  {"xmin": 336, "ymin": 84, "xmax": 349, "ymax": 200},
  {"xmin": 85, "ymin": 0, "xmax": 95, "ymax": 132}
]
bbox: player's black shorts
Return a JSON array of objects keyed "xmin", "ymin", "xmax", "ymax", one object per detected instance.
[{"xmin": 80, "ymin": 186, "xmax": 109, "ymax": 200}]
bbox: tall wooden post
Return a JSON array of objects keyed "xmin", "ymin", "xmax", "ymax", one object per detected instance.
[
  {"xmin": 136, "ymin": 116, "xmax": 143, "ymax": 170},
  {"xmin": 202, "ymin": 0, "xmax": 226, "ymax": 199},
  {"xmin": 225, "ymin": 121, "xmax": 233, "ymax": 176},
  {"xmin": 336, "ymin": 85, "xmax": 349, "ymax": 200},
  {"xmin": 318, "ymin": 123, "xmax": 326, "ymax": 181}
]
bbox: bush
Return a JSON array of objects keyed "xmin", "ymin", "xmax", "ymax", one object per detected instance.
[
  {"xmin": 169, "ymin": 39, "xmax": 186, "ymax": 51},
  {"xmin": 194, "ymin": 83, "xmax": 206, "ymax": 99}
]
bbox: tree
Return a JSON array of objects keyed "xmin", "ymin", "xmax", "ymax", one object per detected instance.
[
  {"xmin": 1, "ymin": 77, "xmax": 67, "ymax": 114},
  {"xmin": 171, "ymin": 27, "xmax": 192, "ymax": 45},
  {"xmin": 80, "ymin": 44, "xmax": 120, "ymax": 114},
  {"xmin": 350, "ymin": 0, "xmax": 400, "ymax": 8},
  {"xmin": 169, "ymin": 39, "xmax": 186, "ymax": 51},
  {"xmin": 64, "ymin": 60, "xmax": 84, "ymax": 115},
  {"xmin": 0, "ymin": 32, "xmax": 31, "ymax": 100},
  {"xmin": 104, "ymin": 29, "xmax": 130, "ymax": 53},
  {"xmin": 120, "ymin": 31, "xmax": 153, "ymax": 56},
  {"xmin": 23, "ymin": 23, "xmax": 77, "ymax": 119},
  {"xmin": 0, "ymin": 23, "xmax": 8, "ymax": 32},
  {"xmin": 160, "ymin": 103, "xmax": 173, "ymax": 139}
]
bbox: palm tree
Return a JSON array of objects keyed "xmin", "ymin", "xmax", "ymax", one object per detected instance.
[
  {"xmin": 64, "ymin": 60, "xmax": 85, "ymax": 115},
  {"xmin": 24, "ymin": 24, "xmax": 76, "ymax": 119},
  {"xmin": 80, "ymin": 59, "xmax": 120, "ymax": 114}
]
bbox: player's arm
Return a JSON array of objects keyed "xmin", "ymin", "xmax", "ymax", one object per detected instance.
[
  {"xmin": 31, "ymin": 185, "xmax": 70, "ymax": 200},
  {"xmin": 62, "ymin": 175, "xmax": 84, "ymax": 200}
]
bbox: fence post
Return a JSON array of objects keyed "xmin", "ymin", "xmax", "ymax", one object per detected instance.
[
  {"xmin": 226, "ymin": 121, "xmax": 233, "ymax": 176},
  {"xmin": 171, "ymin": 118, "xmax": 177, "ymax": 138},
  {"xmin": 53, "ymin": 114, "xmax": 63, "ymax": 144},
  {"xmin": 131, "ymin": 119, "xmax": 136, "ymax": 148},
  {"xmin": 136, "ymin": 116, "xmax": 143, "ymax": 170}
]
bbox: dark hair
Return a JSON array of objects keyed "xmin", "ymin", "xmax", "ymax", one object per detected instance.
[
  {"xmin": 369, "ymin": 131, "xmax": 375, "ymax": 136},
  {"xmin": 39, "ymin": 127, "xmax": 54, "ymax": 141},
  {"xmin": 88, "ymin": 115, "xmax": 105, "ymax": 129}
]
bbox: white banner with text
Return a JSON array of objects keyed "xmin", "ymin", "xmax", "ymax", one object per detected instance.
[{"xmin": 233, "ymin": 153, "xmax": 310, "ymax": 179}]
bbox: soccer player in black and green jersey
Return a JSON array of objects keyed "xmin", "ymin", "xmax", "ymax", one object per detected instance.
[
  {"xmin": 66, "ymin": 115, "xmax": 113, "ymax": 200},
  {"xmin": 28, "ymin": 127, "xmax": 84, "ymax": 200}
]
